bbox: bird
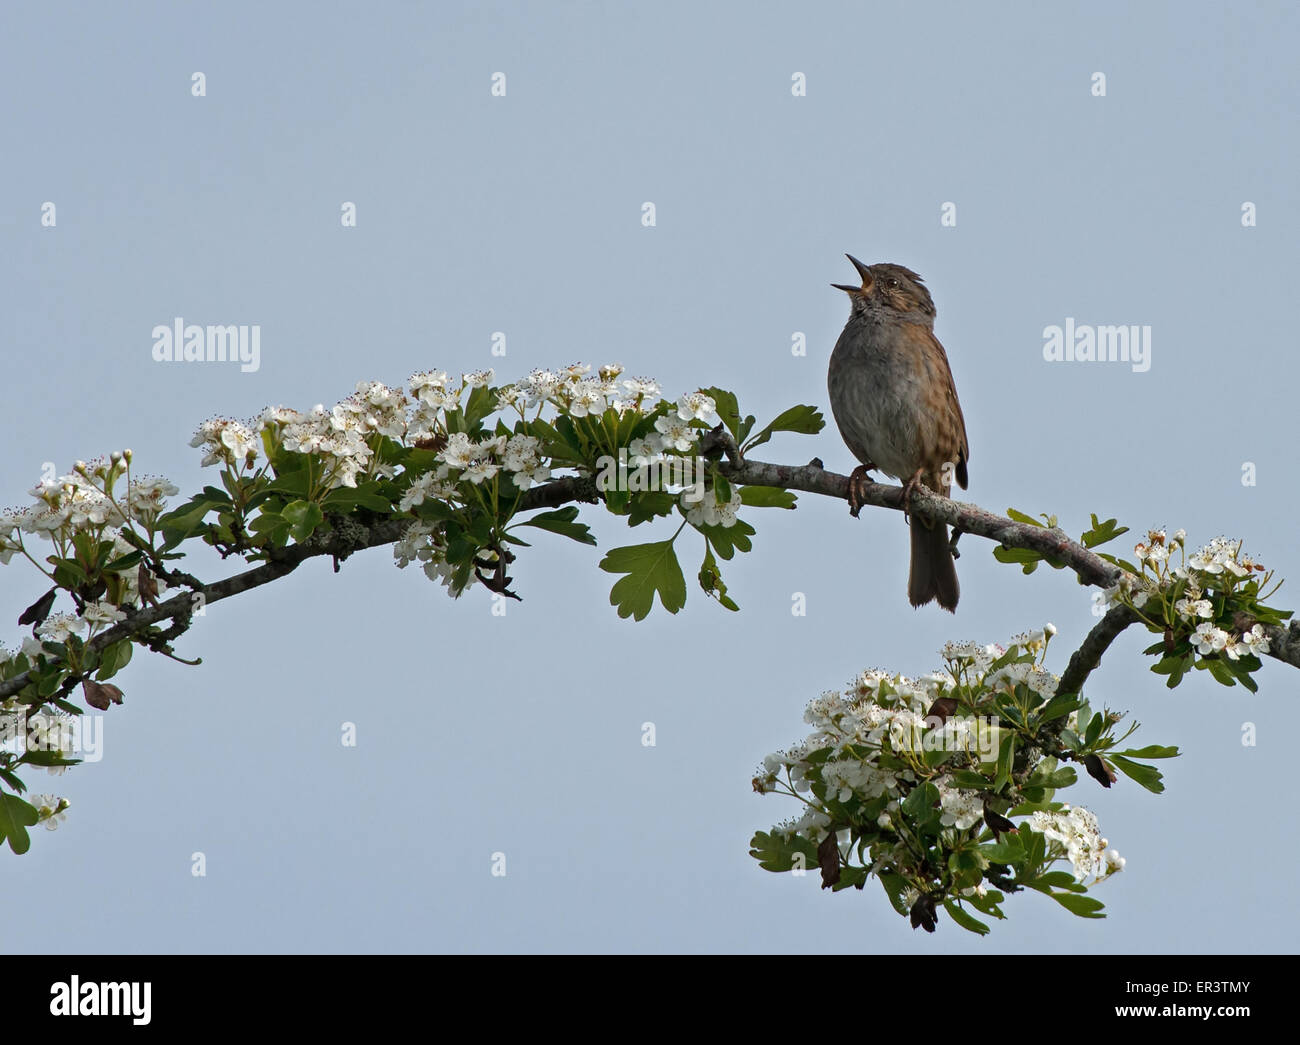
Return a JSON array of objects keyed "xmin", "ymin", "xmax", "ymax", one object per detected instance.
[{"xmin": 827, "ymin": 255, "xmax": 969, "ymax": 611}]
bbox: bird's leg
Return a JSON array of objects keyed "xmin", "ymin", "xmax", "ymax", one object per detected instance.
[
  {"xmin": 847, "ymin": 464, "xmax": 877, "ymax": 518},
  {"xmin": 900, "ymin": 468, "xmax": 926, "ymax": 524}
]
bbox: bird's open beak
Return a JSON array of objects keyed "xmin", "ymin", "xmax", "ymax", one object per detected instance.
[{"xmin": 831, "ymin": 254, "xmax": 873, "ymax": 294}]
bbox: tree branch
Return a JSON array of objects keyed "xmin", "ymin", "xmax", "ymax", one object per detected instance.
[
  {"xmin": 717, "ymin": 456, "xmax": 1121, "ymax": 587},
  {"xmin": 1058, "ymin": 605, "xmax": 1141, "ymax": 697},
  {"xmin": 4, "ymin": 454, "xmax": 1297, "ymax": 703},
  {"xmin": 0, "ymin": 476, "xmax": 600, "ymax": 700}
]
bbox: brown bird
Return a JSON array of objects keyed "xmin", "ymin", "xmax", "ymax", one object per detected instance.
[{"xmin": 827, "ymin": 256, "xmax": 969, "ymax": 611}]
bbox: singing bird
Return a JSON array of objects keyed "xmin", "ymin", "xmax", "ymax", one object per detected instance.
[{"xmin": 827, "ymin": 256, "xmax": 969, "ymax": 611}]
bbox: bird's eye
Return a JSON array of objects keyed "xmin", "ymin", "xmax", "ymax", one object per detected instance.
[{"xmin": 887, "ymin": 279, "xmax": 899, "ymax": 289}]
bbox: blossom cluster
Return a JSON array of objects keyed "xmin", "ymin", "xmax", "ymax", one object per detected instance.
[
  {"xmin": 496, "ymin": 364, "xmax": 664, "ymax": 418},
  {"xmin": 28, "ymin": 793, "xmax": 70, "ymax": 830},
  {"xmin": 189, "ymin": 366, "xmax": 715, "ymax": 498},
  {"xmin": 681, "ymin": 485, "xmax": 742, "ymax": 528},
  {"xmin": 1, "ymin": 455, "xmax": 179, "ymax": 553},
  {"xmin": 1030, "ymin": 805, "xmax": 1125, "ymax": 881},
  {"xmin": 0, "ymin": 455, "xmax": 174, "ymax": 652},
  {"xmin": 1106, "ymin": 528, "xmax": 1274, "ymax": 665},
  {"xmin": 757, "ymin": 629, "xmax": 1062, "ymax": 822},
  {"xmin": 392, "ymin": 520, "xmax": 459, "ymax": 592},
  {"xmin": 0, "ymin": 366, "xmax": 730, "ymax": 663},
  {"xmin": 435, "ymin": 432, "xmax": 551, "ymax": 490},
  {"xmin": 754, "ymin": 626, "xmax": 1124, "ymax": 901},
  {"xmin": 179, "ymin": 365, "xmax": 729, "ymax": 597}
]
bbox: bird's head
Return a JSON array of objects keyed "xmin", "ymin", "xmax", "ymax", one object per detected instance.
[{"xmin": 833, "ymin": 256, "xmax": 935, "ymax": 319}]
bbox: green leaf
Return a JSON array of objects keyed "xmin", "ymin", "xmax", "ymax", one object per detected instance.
[
  {"xmin": 698, "ymin": 519, "xmax": 755, "ymax": 561},
  {"xmin": 901, "ymin": 781, "xmax": 939, "ymax": 819},
  {"xmin": 1083, "ymin": 711, "xmax": 1105, "ymax": 746},
  {"xmin": 1034, "ymin": 871, "xmax": 1083, "ymax": 889},
  {"xmin": 1021, "ymin": 826, "xmax": 1046, "ymax": 871},
  {"xmin": 1037, "ymin": 692, "xmax": 1081, "ymax": 723},
  {"xmin": 1025, "ymin": 766, "xmax": 1077, "ymax": 790},
  {"xmin": 413, "ymin": 499, "xmax": 453, "ymax": 524},
  {"xmin": 1110, "ymin": 755, "xmax": 1166, "ymax": 794},
  {"xmin": 527, "ymin": 417, "xmax": 587, "ymax": 465},
  {"xmin": 200, "ymin": 485, "xmax": 236, "ymax": 506},
  {"xmin": 1117, "ymin": 745, "xmax": 1180, "ymax": 759},
  {"xmin": 248, "ymin": 509, "xmax": 291, "ymax": 546},
  {"xmin": 965, "ymin": 890, "xmax": 1006, "ymax": 918},
  {"xmin": 878, "ymin": 872, "xmax": 913, "ymax": 916},
  {"xmin": 1228, "ymin": 658, "xmax": 1260, "ymax": 694},
  {"xmin": 321, "ymin": 486, "xmax": 394, "ymax": 513},
  {"xmin": 946, "ymin": 770, "xmax": 991, "ymax": 790},
  {"xmin": 462, "ymin": 383, "xmax": 498, "ymax": 429},
  {"xmin": 993, "ymin": 734, "xmax": 1017, "ymax": 793},
  {"xmin": 0, "ymin": 792, "xmax": 38, "ymax": 855},
  {"xmin": 96, "ymin": 639, "xmax": 133, "ymax": 681},
  {"xmin": 1081, "ymin": 515, "xmax": 1130, "ymax": 548},
  {"xmin": 703, "ymin": 387, "xmax": 748, "ymax": 443},
  {"xmin": 1051, "ymin": 892, "xmax": 1106, "ymax": 918},
  {"xmin": 111, "ymin": 529, "xmax": 152, "ymax": 552},
  {"xmin": 944, "ymin": 901, "xmax": 991, "ymax": 935},
  {"xmin": 748, "ymin": 830, "xmax": 818, "ymax": 873},
  {"xmin": 742, "ymin": 404, "xmax": 824, "ymax": 453},
  {"xmin": 599, "ymin": 541, "xmax": 688, "ymax": 620},
  {"xmin": 993, "ymin": 545, "xmax": 1042, "ymax": 574},
  {"xmin": 738, "ymin": 486, "xmax": 797, "ymax": 509},
  {"xmin": 18, "ymin": 751, "xmax": 81, "ymax": 768},
  {"xmin": 698, "ymin": 545, "xmax": 739, "ymax": 612},
  {"xmin": 949, "ymin": 847, "xmax": 982, "ymax": 874},
  {"xmin": 1204, "ymin": 657, "xmax": 1237, "ymax": 688},
  {"xmin": 49, "ymin": 557, "xmax": 88, "ymax": 589},
  {"xmin": 1097, "ymin": 554, "xmax": 1141, "ymax": 575},
  {"xmin": 980, "ymin": 842, "xmax": 1027, "ymax": 865},
  {"xmin": 1006, "ymin": 507, "xmax": 1043, "ymax": 527},
  {"xmin": 519, "ymin": 507, "xmax": 597, "ymax": 546},
  {"xmin": 102, "ymin": 549, "xmax": 144, "ymax": 573},
  {"xmin": 627, "ymin": 491, "xmax": 677, "ymax": 527},
  {"xmin": 1153, "ymin": 651, "xmax": 1193, "ymax": 689},
  {"xmin": 156, "ymin": 494, "xmax": 222, "ymax": 546},
  {"xmin": 283, "ymin": 500, "xmax": 325, "ymax": 543},
  {"xmin": 829, "ymin": 864, "xmax": 869, "ymax": 893}
]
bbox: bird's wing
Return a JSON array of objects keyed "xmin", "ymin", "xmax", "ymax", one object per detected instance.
[{"xmin": 930, "ymin": 329, "xmax": 969, "ymax": 489}]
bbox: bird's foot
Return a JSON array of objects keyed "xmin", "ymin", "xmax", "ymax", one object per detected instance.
[
  {"xmin": 901, "ymin": 468, "xmax": 926, "ymax": 524},
  {"xmin": 847, "ymin": 464, "xmax": 876, "ymax": 518}
]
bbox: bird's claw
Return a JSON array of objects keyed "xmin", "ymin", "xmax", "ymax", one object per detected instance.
[
  {"xmin": 847, "ymin": 464, "xmax": 876, "ymax": 518},
  {"xmin": 901, "ymin": 469, "xmax": 925, "ymax": 524}
]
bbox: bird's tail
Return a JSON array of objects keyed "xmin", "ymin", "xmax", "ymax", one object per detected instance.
[{"xmin": 909, "ymin": 519, "xmax": 959, "ymax": 612}]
